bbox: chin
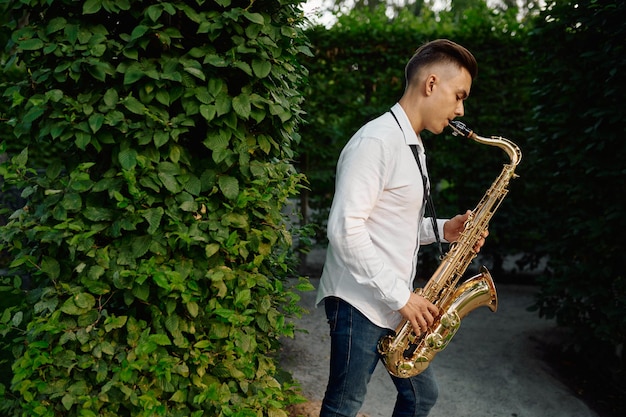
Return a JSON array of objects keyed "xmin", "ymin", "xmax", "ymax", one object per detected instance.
[{"xmin": 427, "ymin": 127, "xmax": 444, "ymax": 135}]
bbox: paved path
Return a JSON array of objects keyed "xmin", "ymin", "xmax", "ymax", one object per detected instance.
[{"xmin": 280, "ymin": 275, "xmax": 598, "ymax": 417}]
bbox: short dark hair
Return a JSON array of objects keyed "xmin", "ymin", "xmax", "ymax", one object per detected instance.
[{"xmin": 405, "ymin": 39, "xmax": 478, "ymax": 88}]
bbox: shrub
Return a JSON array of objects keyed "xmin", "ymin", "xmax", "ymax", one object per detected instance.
[{"xmin": 0, "ymin": 0, "xmax": 312, "ymax": 415}]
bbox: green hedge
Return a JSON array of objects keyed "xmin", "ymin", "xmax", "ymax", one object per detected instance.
[
  {"xmin": 0, "ymin": 0, "xmax": 312, "ymax": 415},
  {"xmin": 526, "ymin": 0, "xmax": 626, "ymax": 406}
]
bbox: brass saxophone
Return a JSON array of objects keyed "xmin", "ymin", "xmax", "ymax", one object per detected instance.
[{"xmin": 378, "ymin": 120, "xmax": 522, "ymax": 378}]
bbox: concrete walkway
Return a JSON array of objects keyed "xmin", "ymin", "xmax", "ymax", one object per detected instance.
[{"xmin": 280, "ymin": 261, "xmax": 598, "ymax": 417}]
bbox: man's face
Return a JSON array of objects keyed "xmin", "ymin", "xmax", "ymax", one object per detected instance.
[{"xmin": 423, "ymin": 65, "xmax": 472, "ymax": 134}]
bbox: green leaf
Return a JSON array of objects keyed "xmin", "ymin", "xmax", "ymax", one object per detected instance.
[
  {"xmin": 104, "ymin": 88, "xmax": 119, "ymax": 108},
  {"xmin": 156, "ymin": 90, "xmax": 170, "ymax": 106},
  {"xmin": 41, "ymin": 257, "xmax": 60, "ymax": 280},
  {"xmin": 89, "ymin": 113, "xmax": 105, "ymax": 133},
  {"xmin": 146, "ymin": 4, "xmax": 163, "ymax": 22},
  {"xmin": 154, "ymin": 130, "xmax": 169, "ymax": 148},
  {"xmin": 83, "ymin": 206, "xmax": 113, "ymax": 221},
  {"xmin": 200, "ymin": 104, "xmax": 216, "ymax": 122},
  {"xmin": 244, "ymin": 11, "xmax": 265, "ymax": 25},
  {"xmin": 130, "ymin": 25, "xmax": 150, "ymax": 41},
  {"xmin": 215, "ymin": 94, "xmax": 231, "ymax": 116},
  {"xmin": 143, "ymin": 207, "xmax": 164, "ymax": 234},
  {"xmin": 131, "ymin": 235, "xmax": 151, "ymax": 258},
  {"xmin": 233, "ymin": 60, "xmax": 252, "ymax": 76},
  {"xmin": 187, "ymin": 301, "xmax": 199, "ymax": 318},
  {"xmin": 104, "ymin": 315, "xmax": 128, "ymax": 332},
  {"xmin": 205, "ymin": 243, "xmax": 220, "ymax": 258},
  {"xmin": 123, "ymin": 96, "xmax": 146, "ymax": 115},
  {"xmin": 218, "ymin": 176, "xmax": 239, "ymax": 200},
  {"xmin": 23, "ymin": 106, "xmax": 44, "ymax": 124},
  {"xmin": 83, "ymin": 0, "xmax": 102, "ymax": 14},
  {"xmin": 194, "ymin": 340, "xmax": 212, "ymax": 349},
  {"xmin": 124, "ymin": 67, "xmax": 145, "ymax": 85},
  {"xmin": 153, "ymin": 272, "xmax": 170, "ymax": 290},
  {"xmin": 184, "ymin": 66, "xmax": 206, "ymax": 81},
  {"xmin": 118, "ymin": 148, "xmax": 137, "ymax": 170},
  {"xmin": 46, "ymin": 17, "xmax": 67, "ymax": 35},
  {"xmin": 19, "ymin": 38, "xmax": 44, "ymax": 50},
  {"xmin": 62, "ymin": 393, "xmax": 74, "ymax": 410},
  {"xmin": 158, "ymin": 171, "xmax": 180, "ymax": 193},
  {"xmin": 235, "ymin": 289, "xmax": 251, "ymax": 307},
  {"xmin": 149, "ymin": 334, "xmax": 171, "ymax": 346},
  {"xmin": 74, "ymin": 293, "xmax": 96, "ymax": 309},
  {"xmin": 252, "ymin": 60, "xmax": 272, "ymax": 78},
  {"xmin": 232, "ymin": 94, "xmax": 251, "ymax": 118}
]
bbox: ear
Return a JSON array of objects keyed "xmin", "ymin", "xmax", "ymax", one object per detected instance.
[{"xmin": 425, "ymin": 74, "xmax": 437, "ymax": 96}]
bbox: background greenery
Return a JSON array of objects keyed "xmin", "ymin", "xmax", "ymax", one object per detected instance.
[
  {"xmin": 1, "ymin": 0, "xmax": 625, "ymax": 416},
  {"xmin": 0, "ymin": 0, "xmax": 312, "ymax": 416},
  {"xmin": 298, "ymin": 0, "xmax": 625, "ymax": 415}
]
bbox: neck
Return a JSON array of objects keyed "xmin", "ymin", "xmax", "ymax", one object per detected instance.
[{"xmin": 398, "ymin": 94, "xmax": 424, "ymax": 134}]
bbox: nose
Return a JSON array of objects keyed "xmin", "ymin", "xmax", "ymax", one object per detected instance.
[{"xmin": 455, "ymin": 101, "xmax": 465, "ymax": 117}]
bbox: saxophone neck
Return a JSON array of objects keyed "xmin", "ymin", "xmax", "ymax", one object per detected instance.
[{"xmin": 449, "ymin": 120, "xmax": 522, "ymax": 167}]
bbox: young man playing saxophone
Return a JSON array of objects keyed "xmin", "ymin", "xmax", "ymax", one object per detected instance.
[{"xmin": 316, "ymin": 39, "xmax": 488, "ymax": 417}]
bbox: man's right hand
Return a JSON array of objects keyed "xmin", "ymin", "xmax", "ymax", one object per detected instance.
[{"xmin": 398, "ymin": 292, "xmax": 439, "ymax": 335}]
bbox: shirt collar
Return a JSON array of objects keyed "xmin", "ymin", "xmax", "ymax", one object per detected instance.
[{"xmin": 390, "ymin": 103, "xmax": 425, "ymax": 151}]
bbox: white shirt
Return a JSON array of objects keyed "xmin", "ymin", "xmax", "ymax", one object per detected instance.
[{"xmin": 316, "ymin": 103, "xmax": 447, "ymax": 330}]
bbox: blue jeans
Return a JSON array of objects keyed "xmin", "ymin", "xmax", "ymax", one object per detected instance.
[{"xmin": 320, "ymin": 297, "xmax": 438, "ymax": 417}]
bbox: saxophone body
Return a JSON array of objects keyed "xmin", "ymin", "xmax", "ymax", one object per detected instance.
[{"xmin": 378, "ymin": 121, "xmax": 522, "ymax": 378}]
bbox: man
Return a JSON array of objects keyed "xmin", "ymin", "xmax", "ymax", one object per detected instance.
[{"xmin": 316, "ymin": 39, "xmax": 487, "ymax": 417}]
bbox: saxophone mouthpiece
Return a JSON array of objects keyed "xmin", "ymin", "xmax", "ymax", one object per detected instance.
[{"xmin": 449, "ymin": 120, "xmax": 473, "ymax": 138}]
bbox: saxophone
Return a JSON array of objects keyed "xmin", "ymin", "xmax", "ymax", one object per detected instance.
[{"xmin": 378, "ymin": 120, "xmax": 522, "ymax": 378}]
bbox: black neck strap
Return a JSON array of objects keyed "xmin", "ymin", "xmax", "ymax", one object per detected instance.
[{"xmin": 390, "ymin": 110, "xmax": 444, "ymax": 258}]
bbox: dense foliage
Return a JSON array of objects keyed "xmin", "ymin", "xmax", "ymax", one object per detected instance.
[
  {"xmin": 298, "ymin": 1, "xmax": 625, "ymax": 414},
  {"xmin": 525, "ymin": 0, "xmax": 626, "ymax": 412},
  {"xmin": 0, "ymin": 0, "xmax": 312, "ymax": 415}
]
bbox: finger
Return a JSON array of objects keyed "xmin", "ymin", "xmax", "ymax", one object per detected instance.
[
  {"xmin": 410, "ymin": 319, "xmax": 422, "ymax": 336},
  {"xmin": 427, "ymin": 304, "xmax": 439, "ymax": 317}
]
